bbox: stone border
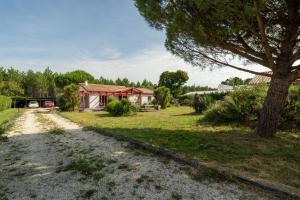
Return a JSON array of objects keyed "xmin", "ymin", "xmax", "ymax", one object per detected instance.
[{"xmin": 85, "ymin": 126, "xmax": 300, "ymax": 200}]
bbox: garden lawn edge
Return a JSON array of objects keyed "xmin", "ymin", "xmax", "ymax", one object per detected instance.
[
  {"xmin": 0, "ymin": 109, "xmax": 24, "ymax": 137},
  {"xmin": 82, "ymin": 125, "xmax": 300, "ymax": 200}
]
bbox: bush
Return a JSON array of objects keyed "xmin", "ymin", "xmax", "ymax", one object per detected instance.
[
  {"xmin": 57, "ymin": 84, "xmax": 80, "ymax": 111},
  {"xmin": 281, "ymin": 83, "xmax": 300, "ymax": 128},
  {"xmin": 154, "ymin": 86, "xmax": 171, "ymax": 109},
  {"xmin": 193, "ymin": 94, "xmax": 213, "ymax": 113},
  {"xmin": 199, "ymin": 83, "xmax": 300, "ymax": 129},
  {"xmin": 178, "ymin": 95, "xmax": 193, "ymax": 106},
  {"xmin": 0, "ymin": 95, "xmax": 12, "ymax": 111},
  {"xmin": 203, "ymin": 85, "xmax": 268, "ymax": 123},
  {"xmin": 107, "ymin": 99, "xmax": 134, "ymax": 116}
]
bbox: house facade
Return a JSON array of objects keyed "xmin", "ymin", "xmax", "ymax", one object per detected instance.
[{"xmin": 79, "ymin": 82, "xmax": 154, "ymax": 111}]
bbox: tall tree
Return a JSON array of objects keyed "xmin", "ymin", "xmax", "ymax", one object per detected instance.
[
  {"xmin": 154, "ymin": 86, "xmax": 171, "ymax": 109},
  {"xmin": 135, "ymin": 0, "xmax": 300, "ymax": 137},
  {"xmin": 0, "ymin": 81, "xmax": 24, "ymax": 96},
  {"xmin": 158, "ymin": 70, "xmax": 189, "ymax": 97},
  {"xmin": 54, "ymin": 70, "xmax": 94, "ymax": 89},
  {"xmin": 24, "ymin": 70, "xmax": 40, "ymax": 97},
  {"xmin": 222, "ymin": 77, "xmax": 244, "ymax": 86},
  {"xmin": 42, "ymin": 67, "xmax": 57, "ymax": 97}
]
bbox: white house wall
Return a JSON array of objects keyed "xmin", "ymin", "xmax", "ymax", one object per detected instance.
[
  {"xmin": 128, "ymin": 95, "xmax": 139, "ymax": 104},
  {"xmin": 89, "ymin": 94, "xmax": 99, "ymax": 109},
  {"xmin": 128, "ymin": 95, "xmax": 154, "ymax": 105},
  {"xmin": 85, "ymin": 94, "xmax": 154, "ymax": 110},
  {"xmin": 142, "ymin": 95, "xmax": 153, "ymax": 105}
]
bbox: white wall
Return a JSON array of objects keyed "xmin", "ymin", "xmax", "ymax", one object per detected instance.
[
  {"xmin": 87, "ymin": 94, "xmax": 154, "ymax": 110},
  {"xmin": 89, "ymin": 94, "xmax": 99, "ymax": 109},
  {"xmin": 141, "ymin": 95, "xmax": 153, "ymax": 105},
  {"xmin": 128, "ymin": 95, "xmax": 139, "ymax": 104},
  {"xmin": 128, "ymin": 94, "xmax": 154, "ymax": 105}
]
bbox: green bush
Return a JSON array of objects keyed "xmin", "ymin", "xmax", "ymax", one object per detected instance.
[
  {"xmin": 203, "ymin": 85, "xmax": 268, "ymax": 123},
  {"xmin": 154, "ymin": 86, "xmax": 171, "ymax": 109},
  {"xmin": 178, "ymin": 95, "xmax": 193, "ymax": 106},
  {"xmin": 281, "ymin": 83, "xmax": 300, "ymax": 128},
  {"xmin": 0, "ymin": 95, "xmax": 12, "ymax": 111},
  {"xmin": 193, "ymin": 94, "xmax": 213, "ymax": 113},
  {"xmin": 57, "ymin": 84, "xmax": 80, "ymax": 111},
  {"xmin": 179, "ymin": 92, "xmax": 227, "ymax": 108},
  {"xmin": 107, "ymin": 99, "xmax": 134, "ymax": 116}
]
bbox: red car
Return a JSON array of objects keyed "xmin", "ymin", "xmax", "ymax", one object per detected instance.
[{"xmin": 43, "ymin": 100, "xmax": 55, "ymax": 108}]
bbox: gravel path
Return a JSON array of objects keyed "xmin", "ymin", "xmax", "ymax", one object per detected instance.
[{"xmin": 0, "ymin": 109, "xmax": 278, "ymax": 200}]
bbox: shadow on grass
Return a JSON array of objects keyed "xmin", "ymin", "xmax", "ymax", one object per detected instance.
[
  {"xmin": 95, "ymin": 113, "xmax": 113, "ymax": 118},
  {"xmin": 88, "ymin": 126, "xmax": 299, "ymax": 162},
  {"xmin": 171, "ymin": 112, "xmax": 200, "ymax": 117},
  {"xmin": 86, "ymin": 125, "xmax": 300, "ymax": 188}
]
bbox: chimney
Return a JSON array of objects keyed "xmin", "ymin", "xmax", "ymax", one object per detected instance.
[{"xmin": 85, "ymin": 81, "xmax": 88, "ymax": 86}]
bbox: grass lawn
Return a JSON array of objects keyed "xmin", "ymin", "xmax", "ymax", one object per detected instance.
[
  {"xmin": 0, "ymin": 109, "xmax": 23, "ymax": 135},
  {"xmin": 60, "ymin": 106, "xmax": 300, "ymax": 188}
]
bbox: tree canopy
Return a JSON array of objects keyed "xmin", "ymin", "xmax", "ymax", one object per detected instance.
[
  {"xmin": 54, "ymin": 70, "xmax": 95, "ymax": 89},
  {"xmin": 135, "ymin": 0, "xmax": 300, "ymax": 137},
  {"xmin": 135, "ymin": 0, "xmax": 300, "ymax": 80},
  {"xmin": 221, "ymin": 77, "xmax": 245, "ymax": 86},
  {"xmin": 158, "ymin": 70, "xmax": 189, "ymax": 97}
]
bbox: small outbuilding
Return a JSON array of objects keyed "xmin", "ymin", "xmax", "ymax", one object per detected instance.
[{"xmin": 79, "ymin": 82, "xmax": 154, "ymax": 111}]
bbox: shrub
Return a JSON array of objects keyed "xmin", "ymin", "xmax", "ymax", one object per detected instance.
[
  {"xmin": 57, "ymin": 84, "xmax": 80, "ymax": 111},
  {"xmin": 179, "ymin": 92, "xmax": 227, "ymax": 108},
  {"xmin": 178, "ymin": 95, "xmax": 193, "ymax": 106},
  {"xmin": 154, "ymin": 86, "xmax": 171, "ymax": 109},
  {"xmin": 193, "ymin": 94, "xmax": 213, "ymax": 113},
  {"xmin": 203, "ymin": 85, "xmax": 268, "ymax": 123},
  {"xmin": 0, "ymin": 95, "xmax": 12, "ymax": 111},
  {"xmin": 107, "ymin": 99, "xmax": 133, "ymax": 116},
  {"xmin": 281, "ymin": 83, "xmax": 300, "ymax": 128}
]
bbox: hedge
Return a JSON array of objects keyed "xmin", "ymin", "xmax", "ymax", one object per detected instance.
[
  {"xmin": 107, "ymin": 99, "xmax": 134, "ymax": 116},
  {"xmin": 0, "ymin": 95, "xmax": 12, "ymax": 111}
]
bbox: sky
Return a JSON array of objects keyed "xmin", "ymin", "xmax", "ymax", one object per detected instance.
[{"xmin": 0, "ymin": 0, "xmax": 267, "ymax": 87}]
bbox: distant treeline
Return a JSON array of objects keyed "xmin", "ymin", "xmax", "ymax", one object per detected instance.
[
  {"xmin": 0, "ymin": 67, "xmax": 214, "ymax": 98},
  {"xmin": 0, "ymin": 67, "xmax": 57, "ymax": 98}
]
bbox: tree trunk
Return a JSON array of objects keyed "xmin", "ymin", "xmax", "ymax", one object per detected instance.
[{"xmin": 255, "ymin": 76, "xmax": 290, "ymax": 137}]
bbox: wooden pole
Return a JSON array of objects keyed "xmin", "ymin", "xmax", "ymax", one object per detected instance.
[
  {"xmin": 82, "ymin": 94, "xmax": 85, "ymax": 112},
  {"xmin": 100, "ymin": 93, "xmax": 102, "ymax": 110},
  {"xmin": 106, "ymin": 92, "xmax": 108, "ymax": 106},
  {"xmin": 139, "ymin": 93, "xmax": 142, "ymax": 105}
]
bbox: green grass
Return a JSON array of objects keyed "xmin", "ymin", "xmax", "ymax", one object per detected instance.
[
  {"xmin": 60, "ymin": 107, "xmax": 300, "ymax": 188},
  {"xmin": 0, "ymin": 109, "xmax": 23, "ymax": 139},
  {"xmin": 65, "ymin": 157, "xmax": 105, "ymax": 176},
  {"xmin": 0, "ymin": 109, "xmax": 22, "ymax": 126}
]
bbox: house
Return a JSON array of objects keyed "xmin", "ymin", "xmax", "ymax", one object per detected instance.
[
  {"xmin": 182, "ymin": 84, "xmax": 233, "ymax": 96},
  {"xmin": 79, "ymin": 82, "xmax": 154, "ymax": 111},
  {"xmin": 217, "ymin": 84, "xmax": 234, "ymax": 92}
]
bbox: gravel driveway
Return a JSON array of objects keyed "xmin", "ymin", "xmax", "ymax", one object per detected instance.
[{"xmin": 0, "ymin": 109, "xmax": 278, "ymax": 200}]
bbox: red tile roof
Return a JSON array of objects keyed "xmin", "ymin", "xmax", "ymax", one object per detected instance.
[
  {"xmin": 79, "ymin": 83, "xmax": 127, "ymax": 92},
  {"xmin": 249, "ymin": 72, "xmax": 272, "ymax": 85},
  {"xmin": 136, "ymin": 88, "xmax": 154, "ymax": 95},
  {"xmin": 79, "ymin": 83, "xmax": 153, "ymax": 94}
]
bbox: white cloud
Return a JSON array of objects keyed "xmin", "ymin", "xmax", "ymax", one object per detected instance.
[
  {"xmin": 66, "ymin": 46, "xmax": 268, "ymax": 87},
  {"xmin": 97, "ymin": 48, "xmax": 122, "ymax": 60},
  {"xmin": 0, "ymin": 46, "xmax": 268, "ymax": 87}
]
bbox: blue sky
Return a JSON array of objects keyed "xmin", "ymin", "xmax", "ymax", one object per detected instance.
[{"xmin": 0, "ymin": 0, "xmax": 265, "ymax": 87}]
